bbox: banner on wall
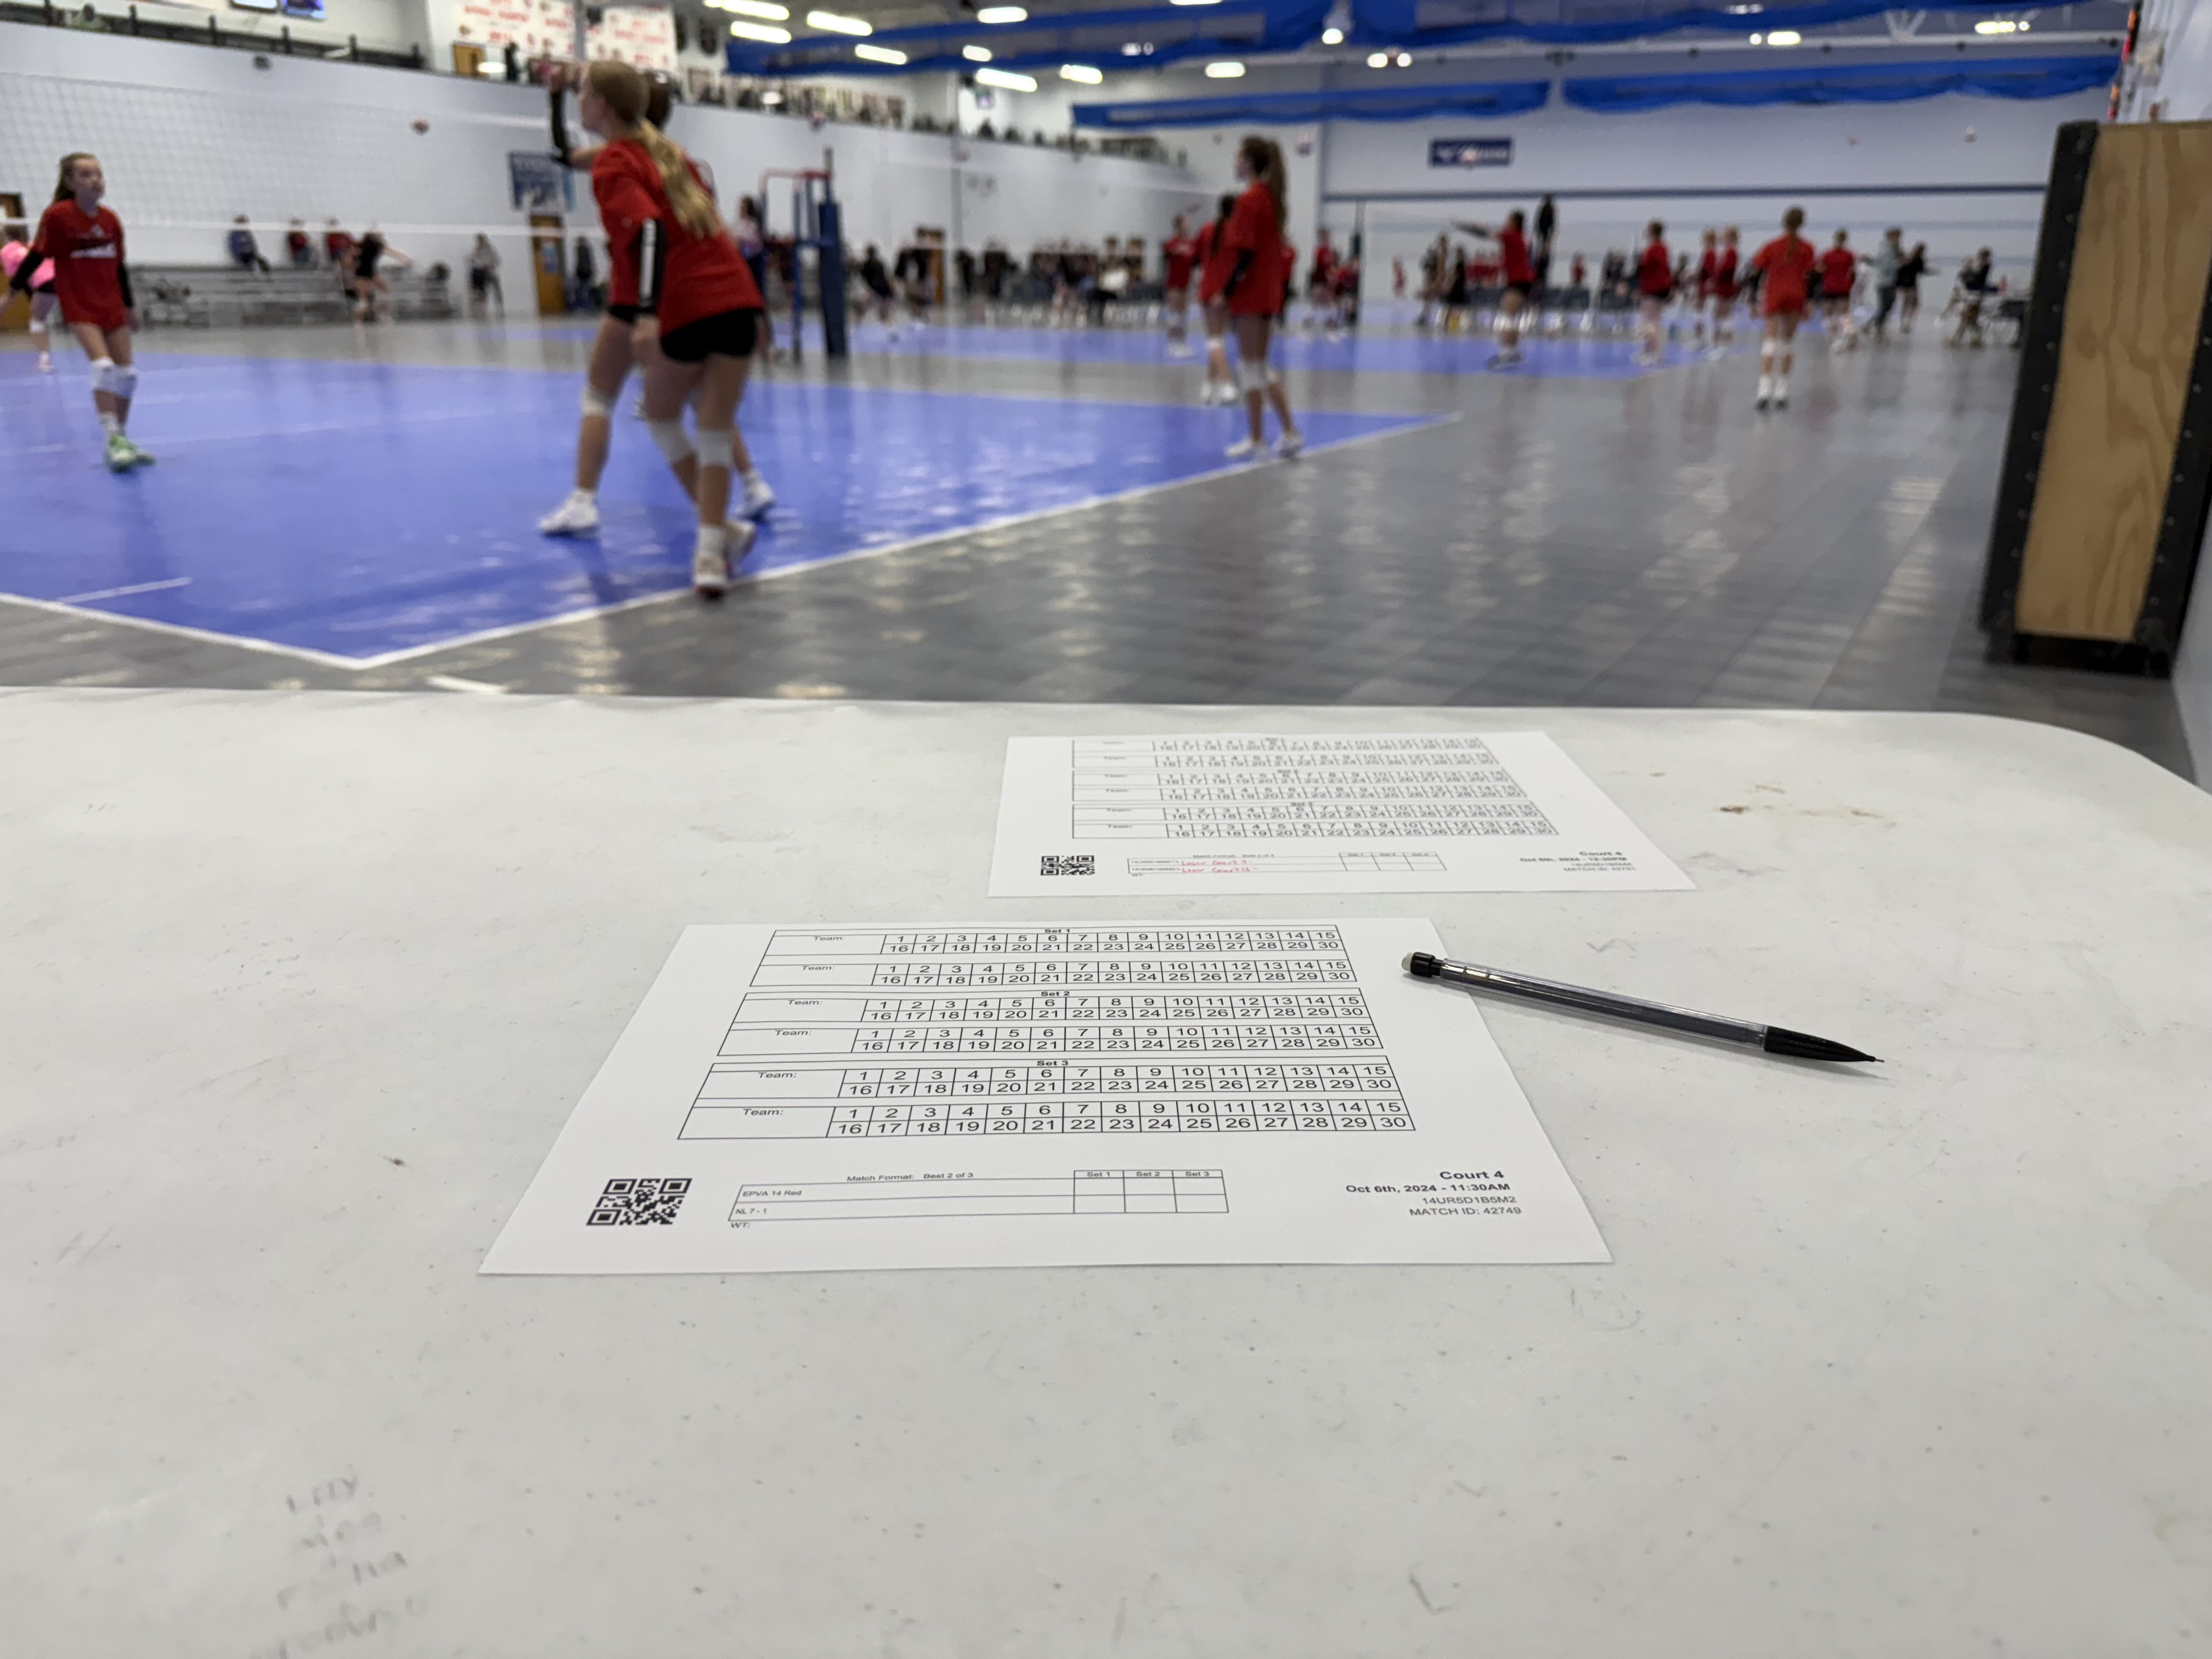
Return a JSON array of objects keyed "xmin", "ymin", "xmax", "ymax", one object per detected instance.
[
  {"xmin": 509, "ymin": 152, "xmax": 574, "ymax": 212},
  {"xmin": 586, "ymin": 4, "xmax": 679, "ymax": 72},
  {"xmin": 450, "ymin": 0, "xmax": 574, "ymax": 57},
  {"xmin": 1429, "ymin": 137, "xmax": 1513, "ymax": 167}
]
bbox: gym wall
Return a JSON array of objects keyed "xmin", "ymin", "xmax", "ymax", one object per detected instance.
[{"xmin": 0, "ymin": 22, "xmax": 1200, "ymax": 287}]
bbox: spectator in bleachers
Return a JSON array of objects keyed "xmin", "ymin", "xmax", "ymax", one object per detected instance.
[
  {"xmin": 228, "ymin": 216, "xmax": 270, "ymax": 273},
  {"xmin": 285, "ymin": 218, "xmax": 312, "ymax": 267}
]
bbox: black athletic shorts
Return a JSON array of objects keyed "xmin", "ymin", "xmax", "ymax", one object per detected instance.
[
  {"xmin": 1505, "ymin": 280, "xmax": 1535, "ymax": 298},
  {"xmin": 659, "ymin": 307, "xmax": 761, "ymax": 364},
  {"xmin": 607, "ymin": 302, "xmax": 639, "ymax": 324}
]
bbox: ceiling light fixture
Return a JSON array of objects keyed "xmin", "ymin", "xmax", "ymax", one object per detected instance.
[
  {"xmin": 1205, "ymin": 59, "xmax": 1245, "ymax": 76},
  {"xmin": 1321, "ymin": 24, "xmax": 1343, "ymax": 42},
  {"xmin": 712, "ymin": 0, "xmax": 788, "ymax": 16},
  {"xmin": 1366, "ymin": 50, "xmax": 1387, "ymax": 66},
  {"xmin": 1974, "ymin": 16, "xmax": 2023, "ymax": 31},
  {"xmin": 1059, "ymin": 62, "xmax": 1104, "ymax": 82},
  {"xmin": 976, "ymin": 65, "xmax": 1038, "ymax": 89},
  {"xmin": 1394, "ymin": 49, "xmax": 1411, "ymax": 64},
  {"xmin": 855, "ymin": 41, "xmax": 907, "ymax": 60},
  {"xmin": 805, "ymin": 9, "xmax": 871, "ymax": 35},
  {"xmin": 730, "ymin": 20, "xmax": 792, "ymax": 42},
  {"xmin": 963, "ymin": 42, "xmax": 993, "ymax": 59},
  {"xmin": 1764, "ymin": 27, "xmax": 1801, "ymax": 43},
  {"xmin": 977, "ymin": 4, "xmax": 1027, "ymax": 20}
]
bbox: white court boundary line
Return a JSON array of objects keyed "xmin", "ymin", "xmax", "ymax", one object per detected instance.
[{"xmin": 0, "ymin": 413, "xmax": 1458, "ymax": 673}]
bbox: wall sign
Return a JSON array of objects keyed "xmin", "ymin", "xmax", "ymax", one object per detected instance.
[
  {"xmin": 1429, "ymin": 137, "xmax": 1514, "ymax": 168},
  {"xmin": 509, "ymin": 152, "xmax": 574, "ymax": 213}
]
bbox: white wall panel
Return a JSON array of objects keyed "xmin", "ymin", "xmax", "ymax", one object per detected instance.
[{"xmin": 0, "ymin": 21, "xmax": 1196, "ymax": 284}]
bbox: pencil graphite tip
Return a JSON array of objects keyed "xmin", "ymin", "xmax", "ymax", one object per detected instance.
[{"xmin": 1762, "ymin": 1025, "xmax": 1881, "ymax": 1063}]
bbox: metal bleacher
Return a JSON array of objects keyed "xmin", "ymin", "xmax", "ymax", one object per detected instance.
[{"xmin": 135, "ymin": 263, "xmax": 455, "ymax": 329}]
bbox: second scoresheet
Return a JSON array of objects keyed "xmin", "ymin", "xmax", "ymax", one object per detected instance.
[{"xmin": 989, "ymin": 730, "xmax": 1692, "ymax": 896}]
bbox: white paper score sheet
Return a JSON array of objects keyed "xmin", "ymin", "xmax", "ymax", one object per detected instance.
[
  {"xmin": 482, "ymin": 921, "xmax": 1609, "ymax": 1274},
  {"xmin": 988, "ymin": 731, "xmax": 1691, "ymax": 896}
]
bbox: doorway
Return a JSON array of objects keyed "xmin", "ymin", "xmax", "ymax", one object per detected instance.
[{"xmin": 529, "ymin": 215, "xmax": 568, "ymax": 317}]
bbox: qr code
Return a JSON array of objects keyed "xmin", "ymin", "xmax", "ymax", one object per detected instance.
[
  {"xmin": 588, "ymin": 1177, "xmax": 692, "ymax": 1226},
  {"xmin": 1040, "ymin": 855, "xmax": 1097, "ymax": 876}
]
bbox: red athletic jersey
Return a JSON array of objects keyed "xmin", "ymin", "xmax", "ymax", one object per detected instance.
[
  {"xmin": 1751, "ymin": 233, "xmax": 1817, "ymax": 314},
  {"xmin": 1308, "ymin": 244, "xmax": 1337, "ymax": 289},
  {"xmin": 1637, "ymin": 240, "xmax": 1672, "ymax": 296},
  {"xmin": 1163, "ymin": 233, "xmax": 1198, "ymax": 290},
  {"xmin": 1696, "ymin": 247, "xmax": 1718, "ymax": 298},
  {"xmin": 592, "ymin": 139, "xmax": 761, "ymax": 332},
  {"xmin": 1816, "ymin": 246, "xmax": 1857, "ymax": 297},
  {"xmin": 1197, "ymin": 219, "xmax": 1237, "ymax": 303},
  {"xmin": 1221, "ymin": 182, "xmax": 1290, "ymax": 317},
  {"xmin": 1498, "ymin": 227, "xmax": 1534, "ymax": 286},
  {"xmin": 32, "ymin": 200, "xmax": 128, "ymax": 329},
  {"xmin": 1712, "ymin": 246, "xmax": 1740, "ymax": 300}
]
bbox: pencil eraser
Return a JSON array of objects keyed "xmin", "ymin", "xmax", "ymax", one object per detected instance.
[{"xmin": 1405, "ymin": 951, "xmax": 1440, "ymax": 978}]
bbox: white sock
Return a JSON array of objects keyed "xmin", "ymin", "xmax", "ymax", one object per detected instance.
[
  {"xmin": 740, "ymin": 467, "xmax": 764, "ymax": 488},
  {"xmin": 695, "ymin": 523, "xmax": 729, "ymax": 556},
  {"xmin": 570, "ymin": 486, "xmax": 596, "ymax": 504},
  {"xmin": 1775, "ymin": 376, "xmax": 1790, "ymax": 400},
  {"xmin": 99, "ymin": 411, "xmax": 121, "ymax": 437}
]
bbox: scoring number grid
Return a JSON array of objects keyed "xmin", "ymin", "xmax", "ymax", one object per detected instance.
[
  {"xmin": 817, "ymin": 956, "xmax": 1358, "ymax": 987},
  {"xmin": 768, "ymin": 928, "xmax": 1347, "ymax": 956},
  {"xmin": 832, "ymin": 1019, "xmax": 1380, "ymax": 1056},
  {"xmin": 682, "ymin": 1062, "xmax": 1413, "ymax": 1138},
  {"xmin": 1069, "ymin": 737, "xmax": 1559, "ymax": 841}
]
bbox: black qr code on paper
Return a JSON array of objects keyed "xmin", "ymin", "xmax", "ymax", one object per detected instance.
[
  {"xmin": 1040, "ymin": 855, "xmax": 1097, "ymax": 876},
  {"xmin": 588, "ymin": 1177, "xmax": 692, "ymax": 1226}
]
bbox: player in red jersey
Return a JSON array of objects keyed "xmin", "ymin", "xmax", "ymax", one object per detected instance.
[
  {"xmin": 1161, "ymin": 212, "xmax": 1199, "ymax": 358},
  {"xmin": 1747, "ymin": 206, "xmax": 1818, "ymax": 410},
  {"xmin": 1219, "ymin": 136, "xmax": 1301, "ymax": 461},
  {"xmin": 1692, "ymin": 228, "xmax": 1719, "ymax": 348},
  {"xmin": 1, "ymin": 231, "xmax": 58, "ymax": 372},
  {"xmin": 571, "ymin": 61, "xmax": 769, "ymax": 595},
  {"xmin": 1634, "ymin": 220, "xmax": 1672, "ymax": 366},
  {"xmin": 1816, "ymin": 228, "xmax": 1859, "ymax": 354},
  {"xmin": 1706, "ymin": 225, "xmax": 1741, "ymax": 360},
  {"xmin": 9, "ymin": 153, "xmax": 148, "ymax": 470},
  {"xmin": 1454, "ymin": 208, "xmax": 1536, "ymax": 369},
  {"xmin": 1304, "ymin": 228, "xmax": 1339, "ymax": 336},
  {"xmin": 1194, "ymin": 193, "xmax": 1239, "ymax": 406},
  {"xmin": 538, "ymin": 64, "xmax": 774, "ymax": 542}
]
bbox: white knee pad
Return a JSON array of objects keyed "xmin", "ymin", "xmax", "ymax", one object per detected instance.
[
  {"xmin": 693, "ymin": 426, "xmax": 735, "ymax": 470},
  {"xmin": 89, "ymin": 357, "xmax": 117, "ymax": 395},
  {"xmin": 579, "ymin": 384, "xmax": 614, "ymax": 419},
  {"xmin": 1238, "ymin": 362, "xmax": 1268, "ymax": 395},
  {"xmin": 112, "ymin": 364, "xmax": 138, "ymax": 401},
  {"xmin": 27, "ymin": 317, "xmax": 46, "ymax": 338},
  {"xmin": 646, "ymin": 419, "xmax": 695, "ymax": 465}
]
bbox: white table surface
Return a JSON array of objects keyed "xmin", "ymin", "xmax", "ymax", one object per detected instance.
[{"xmin": 5, "ymin": 689, "xmax": 2210, "ymax": 1658}]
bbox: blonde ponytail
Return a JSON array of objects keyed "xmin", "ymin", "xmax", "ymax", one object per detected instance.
[
  {"xmin": 636, "ymin": 120, "xmax": 720, "ymax": 239},
  {"xmin": 585, "ymin": 60, "xmax": 720, "ymax": 239}
]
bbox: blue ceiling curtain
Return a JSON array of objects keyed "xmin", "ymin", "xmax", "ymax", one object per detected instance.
[
  {"xmin": 1071, "ymin": 78, "xmax": 1550, "ymax": 127},
  {"xmin": 1350, "ymin": 0, "xmax": 2084, "ymax": 49},
  {"xmin": 1561, "ymin": 54, "xmax": 2121, "ymax": 111},
  {"xmin": 726, "ymin": 0, "xmax": 1332, "ymax": 77}
]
